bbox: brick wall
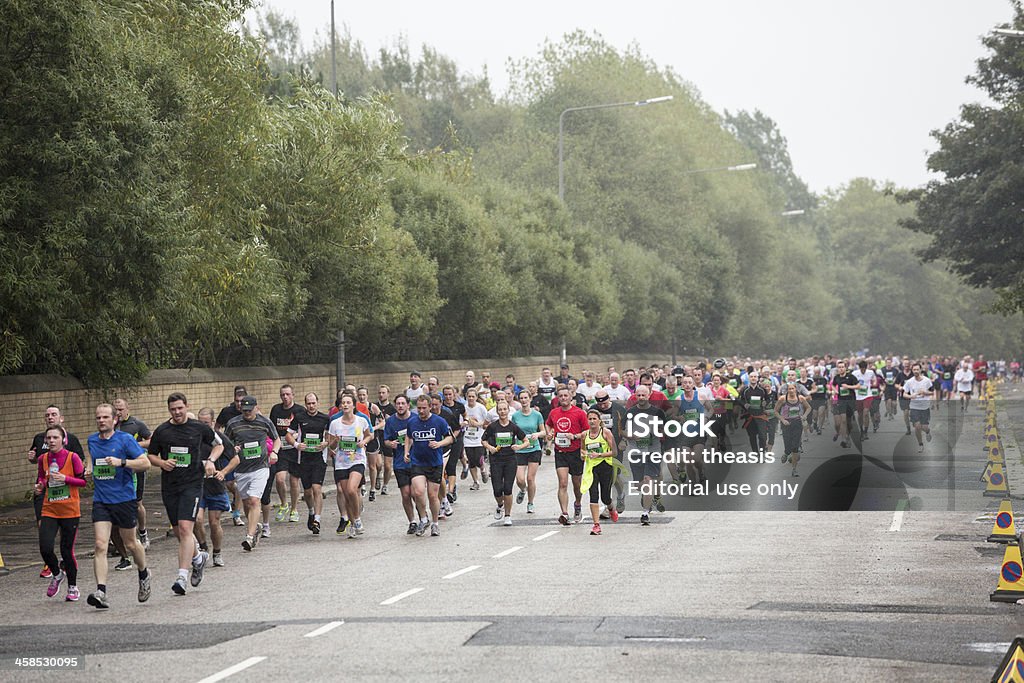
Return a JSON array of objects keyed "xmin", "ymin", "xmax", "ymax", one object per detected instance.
[{"xmin": 0, "ymin": 354, "xmax": 667, "ymax": 503}]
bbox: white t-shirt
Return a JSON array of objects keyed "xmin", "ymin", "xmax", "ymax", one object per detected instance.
[
  {"xmin": 696, "ymin": 385, "xmax": 715, "ymax": 403},
  {"xmin": 954, "ymin": 369, "xmax": 975, "ymax": 393},
  {"xmin": 605, "ymin": 384, "xmax": 632, "ymax": 402},
  {"xmin": 577, "ymin": 382, "xmax": 603, "ymax": 402},
  {"xmin": 852, "ymin": 369, "xmax": 876, "ymax": 401},
  {"xmin": 328, "ymin": 415, "xmax": 371, "ymax": 469},
  {"xmin": 903, "ymin": 377, "xmax": 933, "ymax": 410},
  {"xmin": 462, "ymin": 403, "xmax": 489, "ymax": 447},
  {"xmin": 405, "ymin": 386, "xmax": 425, "ymax": 401}
]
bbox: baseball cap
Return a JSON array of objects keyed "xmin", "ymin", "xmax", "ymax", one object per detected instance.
[
  {"xmin": 560, "ymin": 363, "xmax": 569, "ymax": 369},
  {"xmin": 672, "ymin": 366, "xmax": 684, "ymax": 375},
  {"xmin": 240, "ymin": 396, "xmax": 257, "ymax": 410}
]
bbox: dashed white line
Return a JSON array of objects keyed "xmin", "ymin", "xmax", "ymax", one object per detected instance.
[
  {"xmin": 303, "ymin": 621, "xmax": 344, "ymax": 638},
  {"xmin": 196, "ymin": 656, "xmax": 266, "ymax": 683},
  {"xmin": 533, "ymin": 530, "xmax": 560, "ymax": 542},
  {"xmin": 380, "ymin": 587, "xmax": 425, "ymax": 605},
  {"xmin": 443, "ymin": 565, "xmax": 481, "ymax": 580},
  {"xmin": 493, "ymin": 546, "xmax": 524, "ymax": 559},
  {"xmin": 889, "ymin": 499, "xmax": 908, "ymax": 532}
]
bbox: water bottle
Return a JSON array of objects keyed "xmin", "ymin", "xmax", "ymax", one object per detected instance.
[{"xmin": 48, "ymin": 460, "xmax": 59, "ymax": 486}]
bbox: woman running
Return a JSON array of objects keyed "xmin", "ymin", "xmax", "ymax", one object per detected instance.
[
  {"xmin": 511, "ymin": 390, "xmax": 546, "ymax": 514},
  {"xmin": 776, "ymin": 384, "xmax": 810, "ymax": 477},
  {"xmin": 35, "ymin": 426, "xmax": 86, "ymax": 601},
  {"xmin": 482, "ymin": 401, "xmax": 530, "ymax": 526},
  {"xmin": 582, "ymin": 409, "xmax": 618, "ymax": 535}
]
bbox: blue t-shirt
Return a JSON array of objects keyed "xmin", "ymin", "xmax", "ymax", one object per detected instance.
[
  {"xmin": 511, "ymin": 410, "xmax": 544, "ymax": 453},
  {"xmin": 87, "ymin": 430, "xmax": 146, "ymax": 504},
  {"xmin": 406, "ymin": 413, "xmax": 452, "ymax": 468},
  {"xmin": 383, "ymin": 414, "xmax": 412, "ymax": 470}
]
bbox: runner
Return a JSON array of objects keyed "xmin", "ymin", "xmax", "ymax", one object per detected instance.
[
  {"xmin": 357, "ymin": 386, "xmax": 385, "ymax": 502},
  {"xmin": 482, "ymin": 400, "xmax": 531, "ymax": 526},
  {"xmin": 895, "ymin": 359, "xmax": 914, "ymax": 436},
  {"xmin": 831, "ymin": 360, "xmax": 859, "ymax": 448},
  {"xmin": 851, "ymin": 360, "xmax": 876, "ymax": 441},
  {"xmin": 193, "ymin": 408, "xmax": 236, "ymax": 566},
  {"xmin": 738, "ymin": 371, "xmax": 771, "ymax": 452},
  {"xmin": 383, "ymin": 396, "xmax": 417, "ymax": 534},
  {"xmin": 775, "ymin": 384, "xmax": 811, "ymax": 476},
  {"xmin": 903, "ymin": 363, "xmax": 934, "ymax": 452},
  {"xmin": 546, "ymin": 387, "xmax": 589, "ymax": 526},
  {"xmin": 27, "ymin": 405, "xmax": 84, "ymax": 578},
  {"xmin": 113, "ymin": 398, "xmax": 152, "ymax": 554},
  {"xmin": 441, "ymin": 385, "xmax": 466, "ymax": 505},
  {"xmin": 461, "ymin": 388, "xmax": 489, "ymax": 489},
  {"xmin": 974, "ymin": 355, "xmax": 990, "ymax": 400},
  {"xmin": 376, "ymin": 385, "xmax": 397, "ymax": 495},
  {"xmin": 215, "ymin": 385, "xmax": 247, "ymax": 527},
  {"xmin": 677, "ymin": 376, "xmax": 709, "ymax": 487},
  {"xmin": 286, "ymin": 393, "xmax": 331, "ymax": 535},
  {"xmin": 511, "ymin": 390, "xmax": 546, "ymax": 514},
  {"xmin": 955, "ymin": 361, "xmax": 975, "ymax": 412},
  {"xmin": 577, "ymin": 371, "xmax": 603, "ymax": 404},
  {"xmin": 327, "ymin": 395, "xmax": 373, "ymax": 538},
  {"xmin": 809, "ymin": 367, "xmax": 829, "ymax": 435},
  {"xmin": 87, "ymin": 403, "xmax": 152, "ymax": 608},
  {"xmin": 269, "ymin": 385, "xmax": 303, "ymax": 524},
  {"xmin": 148, "ymin": 394, "xmax": 222, "ymax": 595},
  {"xmin": 461, "ymin": 371, "xmax": 480, "ymax": 400},
  {"xmin": 35, "ymin": 425, "xmax": 86, "ymax": 602},
  {"xmin": 582, "ymin": 408, "xmax": 618, "ymax": 535},
  {"xmin": 605, "ymin": 372, "xmax": 632, "ymax": 402},
  {"xmin": 430, "ymin": 392, "xmax": 461, "ymax": 519},
  {"xmin": 623, "ymin": 386, "xmax": 664, "ymax": 526},
  {"xmin": 406, "ymin": 395, "xmax": 454, "ymax": 537},
  {"xmin": 405, "ymin": 371, "xmax": 426, "ymax": 402},
  {"xmin": 224, "ymin": 395, "xmax": 279, "ymax": 553}
]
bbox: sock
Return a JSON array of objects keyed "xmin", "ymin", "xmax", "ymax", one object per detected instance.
[
  {"xmin": 314, "ymin": 514, "xmax": 321, "ymax": 522},
  {"xmin": 98, "ymin": 583, "xmax": 106, "ymax": 593},
  {"xmin": 420, "ymin": 516, "xmax": 428, "ymax": 524},
  {"xmin": 354, "ymin": 518, "xmax": 361, "ymax": 526},
  {"xmin": 138, "ymin": 568, "xmax": 149, "ymax": 580},
  {"xmin": 178, "ymin": 569, "xmax": 188, "ymax": 580},
  {"xmin": 198, "ymin": 543, "xmax": 208, "ymax": 552},
  {"xmin": 232, "ymin": 510, "xmax": 241, "ymax": 519},
  {"xmin": 139, "ymin": 529, "xmax": 148, "ymax": 536}
]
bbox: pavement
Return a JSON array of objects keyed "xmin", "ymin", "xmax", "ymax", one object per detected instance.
[{"xmin": 2, "ymin": 387, "xmax": 1024, "ymax": 682}]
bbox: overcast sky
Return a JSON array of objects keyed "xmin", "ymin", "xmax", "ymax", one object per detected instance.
[{"xmin": 249, "ymin": 1, "xmax": 1013, "ymax": 193}]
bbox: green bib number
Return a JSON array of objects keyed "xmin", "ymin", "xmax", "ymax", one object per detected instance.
[
  {"xmin": 684, "ymin": 410, "xmax": 698, "ymax": 422},
  {"xmin": 242, "ymin": 442, "xmax": 261, "ymax": 460},
  {"xmin": 93, "ymin": 464, "xmax": 116, "ymax": 480},
  {"xmin": 496, "ymin": 432, "xmax": 513, "ymax": 448},
  {"xmin": 339, "ymin": 437, "xmax": 357, "ymax": 453},
  {"xmin": 304, "ymin": 435, "xmax": 322, "ymax": 452},
  {"xmin": 170, "ymin": 446, "xmax": 191, "ymax": 468},
  {"xmin": 47, "ymin": 484, "xmax": 70, "ymax": 502}
]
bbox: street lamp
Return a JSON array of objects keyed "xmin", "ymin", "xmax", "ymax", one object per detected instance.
[
  {"xmin": 681, "ymin": 162, "xmax": 757, "ymax": 176},
  {"xmin": 558, "ymin": 95, "xmax": 673, "ymax": 201},
  {"xmin": 781, "ymin": 209, "xmax": 806, "ymax": 217},
  {"xmin": 992, "ymin": 28, "xmax": 1024, "ymax": 38}
]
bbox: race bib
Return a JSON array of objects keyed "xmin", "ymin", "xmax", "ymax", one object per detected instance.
[
  {"xmin": 496, "ymin": 431, "xmax": 513, "ymax": 448},
  {"xmin": 684, "ymin": 409, "xmax": 698, "ymax": 422},
  {"xmin": 749, "ymin": 396, "xmax": 762, "ymax": 409},
  {"xmin": 724, "ymin": 400, "xmax": 734, "ymax": 410},
  {"xmin": 871, "ymin": 387, "xmax": 879, "ymax": 396},
  {"xmin": 600, "ymin": 413, "xmax": 613, "ymax": 428},
  {"xmin": 93, "ymin": 464, "xmax": 116, "ymax": 480},
  {"xmin": 339, "ymin": 436, "xmax": 357, "ymax": 453},
  {"xmin": 242, "ymin": 441, "xmax": 261, "ymax": 460},
  {"xmin": 586, "ymin": 441, "xmax": 602, "ymax": 452},
  {"xmin": 943, "ymin": 372, "xmax": 951, "ymax": 380},
  {"xmin": 856, "ymin": 387, "xmax": 869, "ymax": 399},
  {"xmin": 464, "ymin": 426, "xmax": 480, "ymax": 440},
  {"xmin": 46, "ymin": 484, "xmax": 70, "ymax": 502},
  {"xmin": 170, "ymin": 445, "xmax": 191, "ymax": 468},
  {"xmin": 885, "ymin": 373, "xmax": 894, "ymax": 384},
  {"xmin": 555, "ymin": 432, "xmax": 571, "ymax": 448},
  {"xmin": 303, "ymin": 434, "xmax": 322, "ymax": 452},
  {"xmin": 397, "ymin": 429, "xmax": 407, "ymax": 445},
  {"xmin": 839, "ymin": 388, "xmax": 850, "ymax": 397}
]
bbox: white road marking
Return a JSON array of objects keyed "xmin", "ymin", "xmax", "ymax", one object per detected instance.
[
  {"xmin": 493, "ymin": 546, "xmax": 524, "ymax": 559},
  {"xmin": 303, "ymin": 621, "xmax": 344, "ymax": 638},
  {"xmin": 889, "ymin": 499, "xmax": 908, "ymax": 532},
  {"xmin": 625, "ymin": 636, "xmax": 707, "ymax": 643},
  {"xmin": 965, "ymin": 642, "xmax": 1012, "ymax": 654},
  {"xmin": 533, "ymin": 530, "xmax": 560, "ymax": 542},
  {"xmin": 196, "ymin": 657, "xmax": 266, "ymax": 683},
  {"xmin": 443, "ymin": 565, "xmax": 481, "ymax": 580},
  {"xmin": 380, "ymin": 587, "xmax": 425, "ymax": 605}
]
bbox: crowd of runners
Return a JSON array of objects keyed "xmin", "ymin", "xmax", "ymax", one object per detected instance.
[{"xmin": 24, "ymin": 353, "xmax": 1011, "ymax": 607}]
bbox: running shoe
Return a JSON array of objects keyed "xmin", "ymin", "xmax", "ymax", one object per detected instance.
[
  {"xmin": 289, "ymin": 509, "xmax": 300, "ymax": 523},
  {"xmin": 407, "ymin": 522, "xmax": 418, "ymax": 535},
  {"xmin": 494, "ymin": 505, "xmax": 504, "ymax": 520},
  {"xmin": 430, "ymin": 523, "xmax": 440, "ymax": 537},
  {"xmin": 212, "ymin": 553, "xmax": 225, "ymax": 567},
  {"xmin": 503, "ymin": 516, "xmax": 513, "ymax": 527},
  {"xmin": 791, "ymin": 469, "xmax": 799, "ymax": 478},
  {"xmin": 640, "ymin": 513, "xmax": 651, "ymax": 526},
  {"xmin": 376, "ymin": 473, "xmax": 383, "ymax": 490},
  {"xmin": 840, "ymin": 441, "xmax": 847, "ymax": 448},
  {"xmin": 115, "ymin": 557, "xmax": 133, "ymax": 571},
  {"xmin": 446, "ymin": 491, "xmax": 456, "ymax": 505},
  {"xmin": 87, "ymin": 589, "xmax": 109, "ymax": 609},
  {"xmin": 65, "ymin": 586, "xmax": 80, "ymax": 602},
  {"xmin": 527, "ymin": 503, "xmax": 535, "ymax": 514},
  {"xmin": 381, "ymin": 485, "xmax": 388, "ymax": 496},
  {"xmin": 46, "ymin": 571, "xmax": 64, "ymax": 597},
  {"xmin": 275, "ymin": 505, "xmax": 289, "ymax": 522},
  {"xmin": 516, "ymin": 489, "xmax": 526, "ymax": 505},
  {"xmin": 139, "ymin": 530, "xmax": 150, "ymax": 549},
  {"xmin": 443, "ymin": 500, "xmax": 453, "ymax": 517},
  {"xmin": 832, "ymin": 433, "xmax": 839, "ymax": 442},
  {"xmin": 616, "ymin": 495, "xmax": 625, "ymax": 514},
  {"xmin": 369, "ymin": 490, "xmax": 376, "ymax": 502},
  {"xmin": 360, "ymin": 485, "xmax": 366, "ymax": 497},
  {"xmin": 415, "ymin": 520, "xmax": 429, "ymax": 537},
  {"xmin": 573, "ymin": 501, "xmax": 583, "ymax": 523},
  {"xmin": 654, "ymin": 497, "xmax": 665, "ymax": 514},
  {"xmin": 590, "ymin": 523, "xmax": 601, "ymax": 535},
  {"xmin": 232, "ymin": 514, "xmax": 245, "ymax": 527},
  {"xmin": 469, "ymin": 482, "xmax": 480, "ymax": 491},
  {"xmin": 905, "ymin": 428, "xmax": 912, "ymax": 436},
  {"xmin": 172, "ymin": 576, "xmax": 187, "ymax": 596},
  {"xmin": 260, "ymin": 524, "xmax": 270, "ymax": 539},
  {"xmin": 348, "ymin": 524, "xmax": 357, "ymax": 539},
  {"xmin": 558, "ymin": 513, "xmax": 571, "ymax": 527},
  {"xmin": 609, "ymin": 508, "xmax": 619, "ymax": 523},
  {"xmin": 354, "ymin": 520, "xmax": 365, "ymax": 535},
  {"xmin": 307, "ymin": 513, "xmax": 315, "ymax": 531},
  {"xmin": 926, "ymin": 432, "xmax": 932, "ymax": 443},
  {"xmin": 242, "ymin": 535, "xmax": 255, "ymax": 551},
  {"xmin": 337, "ymin": 519, "xmax": 349, "ymax": 535},
  {"xmin": 40, "ymin": 566, "xmax": 52, "ymax": 579},
  {"xmin": 252, "ymin": 529, "xmax": 261, "ymax": 548},
  {"xmin": 461, "ymin": 465, "xmax": 469, "ymax": 480},
  {"xmin": 781, "ymin": 454, "xmax": 788, "ymax": 464},
  {"xmin": 311, "ymin": 519, "xmax": 321, "ymax": 536},
  {"xmin": 190, "ymin": 551, "xmax": 208, "ymax": 587},
  {"xmin": 599, "ymin": 507, "xmax": 610, "ymax": 520}
]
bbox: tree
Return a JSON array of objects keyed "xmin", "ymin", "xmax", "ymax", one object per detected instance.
[
  {"xmin": 724, "ymin": 109, "xmax": 817, "ymax": 212},
  {"xmin": 902, "ymin": 0, "xmax": 1024, "ymax": 315}
]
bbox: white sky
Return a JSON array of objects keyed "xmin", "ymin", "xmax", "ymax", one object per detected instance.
[{"xmin": 248, "ymin": 0, "xmax": 1013, "ymax": 193}]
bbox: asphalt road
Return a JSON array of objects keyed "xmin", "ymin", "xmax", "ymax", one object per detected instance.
[{"xmin": 2, "ymin": 390, "xmax": 1023, "ymax": 682}]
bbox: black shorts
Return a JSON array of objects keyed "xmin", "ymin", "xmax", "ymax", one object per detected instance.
[
  {"xmin": 135, "ymin": 471, "xmax": 147, "ymax": 501},
  {"xmin": 899, "ymin": 397, "xmax": 910, "ymax": 411},
  {"xmin": 161, "ymin": 486, "xmax": 201, "ymax": 526},
  {"xmin": 679, "ymin": 435, "xmax": 707, "ymax": 448},
  {"xmin": 554, "ymin": 450, "xmax": 584, "ymax": 477},
  {"xmin": 443, "ymin": 450, "xmax": 459, "ymax": 478},
  {"xmin": 910, "ymin": 408, "xmax": 931, "ymax": 425},
  {"xmin": 261, "ymin": 464, "xmax": 278, "ymax": 506},
  {"xmin": 516, "ymin": 451, "xmax": 542, "ymax": 466},
  {"xmin": 333, "ymin": 464, "xmax": 366, "ymax": 483},
  {"xmin": 465, "ymin": 446, "xmax": 485, "ymax": 468},
  {"xmin": 92, "ymin": 499, "xmax": 138, "ymax": 528},
  {"xmin": 411, "ymin": 465, "xmax": 443, "ymax": 484},
  {"xmin": 393, "ymin": 468, "xmax": 413, "ymax": 488},
  {"xmin": 299, "ymin": 456, "xmax": 327, "ymax": 490},
  {"xmin": 276, "ymin": 452, "xmax": 301, "ymax": 478},
  {"xmin": 810, "ymin": 397, "xmax": 827, "ymax": 409},
  {"xmin": 834, "ymin": 400, "xmax": 855, "ymax": 418}
]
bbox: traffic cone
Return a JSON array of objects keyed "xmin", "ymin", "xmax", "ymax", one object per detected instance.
[
  {"xmin": 991, "ymin": 544, "xmax": 1024, "ymax": 602},
  {"xmin": 986, "ymin": 461, "xmax": 1010, "ymax": 497},
  {"xmin": 0, "ymin": 552, "xmax": 7, "ymax": 577},
  {"xmin": 989, "ymin": 500, "xmax": 1020, "ymax": 544},
  {"xmin": 990, "ymin": 636, "xmax": 1024, "ymax": 681}
]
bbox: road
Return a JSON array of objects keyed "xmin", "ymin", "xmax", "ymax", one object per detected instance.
[{"xmin": 1, "ymin": 391, "xmax": 1023, "ymax": 682}]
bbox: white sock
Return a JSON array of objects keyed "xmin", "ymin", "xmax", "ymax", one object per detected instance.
[{"xmin": 178, "ymin": 569, "xmax": 188, "ymax": 580}]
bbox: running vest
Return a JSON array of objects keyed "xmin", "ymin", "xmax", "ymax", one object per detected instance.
[
  {"xmin": 42, "ymin": 449, "xmax": 80, "ymax": 519},
  {"xmin": 583, "ymin": 430, "xmax": 611, "ymax": 456}
]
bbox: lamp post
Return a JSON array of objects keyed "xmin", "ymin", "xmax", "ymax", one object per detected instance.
[
  {"xmin": 992, "ymin": 28, "xmax": 1024, "ymax": 38},
  {"xmin": 330, "ymin": 0, "xmax": 338, "ymax": 98},
  {"xmin": 558, "ymin": 96, "xmax": 673, "ymax": 202},
  {"xmin": 681, "ymin": 162, "xmax": 757, "ymax": 176}
]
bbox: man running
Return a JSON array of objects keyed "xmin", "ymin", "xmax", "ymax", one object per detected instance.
[
  {"xmin": 383, "ymin": 396, "xmax": 417, "ymax": 534},
  {"xmin": 903, "ymin": 363, "xmax": 934, "ymax": 452},
  {"xmin": 269, "ymin": 385, "xmax": 303, "ymax": 524},
  {"xmin": 86, "ymin": 403, "xmax": 152, "ymax": 608},
  {"xmin": 546, "ymin": 387, "xmax": 589, "ymax": 525},
  {"xmin": 831, "ymin": 360, "xmax": 859, "ymax": 448},
  {"xmin": 406, "ymin": 395, "xmax": 454, "ymax": 537},
  {"xmin": 955, "ymin": 361, "xmax": 975, "ymax": 412},
  {"xmin": 148, "ymin": 393, "xmax": 222, "ymax": 595},
  {"xmin": 113, "ymin": 398, "xmax": 152, "ymax": 553},
  {"xmin": 287, "ymin": 393, "xmax": 332, "ymax": 535},
  {"xmin": 224, "ymin": 395, "xmax": 280, "ymax": 552}
]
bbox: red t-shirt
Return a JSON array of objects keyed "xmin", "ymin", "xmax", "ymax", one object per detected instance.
[
  {"xmin": 545, "ymin": 405, "xmax": 589, "ymax": 452},
  {"xmin": 626, "ymin": 389, "xmax": 670, "ymax": 411},
  {"xmin": 973, "ymin": 361, "xmax": 988, "ymax": 380}
]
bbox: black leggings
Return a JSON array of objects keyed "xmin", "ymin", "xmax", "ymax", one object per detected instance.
[
  {"xmin": 589, "ymin": 461, "xmax": 613, "ymax": 505},
  {"xmin": 490, "ymin": 456, "xmax": 517, "ymax": 497},
  {"xmin": 781, "ymin": 419, "xmax": 803, "ymax": 456},
  {"xmin": 39, "ymin": 516, "xmax": 79, "ymax": 585}
]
